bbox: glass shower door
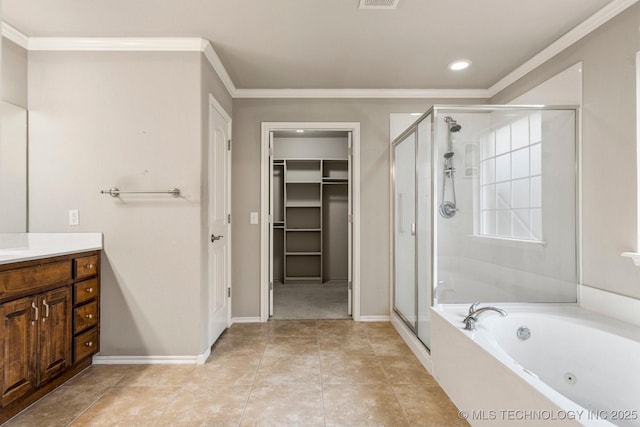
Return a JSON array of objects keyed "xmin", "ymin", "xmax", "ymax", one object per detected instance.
[{"xmin": 393, "ymin": 131, "xmax": 417, "ymax": 329}]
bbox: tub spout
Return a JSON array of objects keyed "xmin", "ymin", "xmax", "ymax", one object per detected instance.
[{"xmin": 463, "ymin": 305, "xmax": 507, "ymax": 331}]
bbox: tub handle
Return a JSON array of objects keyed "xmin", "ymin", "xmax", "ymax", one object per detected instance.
[{"xmin": 468, "ymin": 301, "xmax": 480, "ymax": 315}]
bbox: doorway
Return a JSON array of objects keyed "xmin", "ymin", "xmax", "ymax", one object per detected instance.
[{"xmin": 260, "ymin": 122, "xmax": 361, "ymax": 321}]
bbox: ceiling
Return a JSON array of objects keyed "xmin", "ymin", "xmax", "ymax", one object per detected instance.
[{"xmin": 3, "ymin": 0, "xmax": 615, "ymax": 90}]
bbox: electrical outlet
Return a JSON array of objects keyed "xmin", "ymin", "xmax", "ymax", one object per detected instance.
[
  {"xmin": 68, "ymin": 209, "xmax": 79, "ymax": 226},
  {"xmin": 250, "ymin": 211, "xmax": 259, "ymax": 225}
]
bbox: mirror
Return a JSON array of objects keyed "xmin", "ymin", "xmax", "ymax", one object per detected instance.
[{"xmin": 0, "ymin": 100, "xmax": 28, "ymax": 232}]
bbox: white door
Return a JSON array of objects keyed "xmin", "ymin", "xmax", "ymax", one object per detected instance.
[{"xmin": 208, "ymin": 98, "xmax": 231, "ymax": 344}]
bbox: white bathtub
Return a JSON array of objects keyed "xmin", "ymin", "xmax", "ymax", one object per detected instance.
[{"xmin": 431, "ymin": 304, "xmax": 640, "ymax": 427}]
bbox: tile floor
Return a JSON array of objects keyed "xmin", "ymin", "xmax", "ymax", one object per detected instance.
[{"xmin": 5, "ymin": 320, "xmax": 468, "ymax": 427}]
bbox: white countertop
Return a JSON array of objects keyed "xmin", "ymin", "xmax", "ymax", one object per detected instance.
[{"xmin": 0, "ymin": 233, "xmax": 103, "ymax": 265}]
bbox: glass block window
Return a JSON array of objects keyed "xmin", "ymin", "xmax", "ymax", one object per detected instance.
[{"xmin": 479, "ymin": 112, "xmax": 542, "ymax": 241}]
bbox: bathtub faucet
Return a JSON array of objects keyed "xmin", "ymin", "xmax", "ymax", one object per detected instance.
[{"xmin": 463, "ymin": 302, "xmax": 507, "ymax": 331}]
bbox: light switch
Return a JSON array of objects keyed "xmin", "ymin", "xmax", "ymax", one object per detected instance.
[
  {"xmin": 69, "ymin": 209, "xmax": 79, "ymax": 226},
  {"xmin": 250, "ymin": 211, "xmax": 259, "ymax": 225}
]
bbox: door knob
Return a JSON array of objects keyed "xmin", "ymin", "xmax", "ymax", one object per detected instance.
[{"xmin": 211, "ymin": 234, "xmax": 224, "ymax": 242}]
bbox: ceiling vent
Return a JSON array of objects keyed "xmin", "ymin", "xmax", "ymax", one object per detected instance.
[{"xmin": 358, "ymin": 0, "xmax": 400, "ymax": 10}]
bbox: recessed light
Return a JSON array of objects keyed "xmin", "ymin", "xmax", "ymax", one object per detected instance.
[
  {"xmin": 296, "ymin": 130, "xmax": 305, "ymax": 133},
  {"xmin": 449, "ymin": 60, "xmax": 472, "ymax": 71}
]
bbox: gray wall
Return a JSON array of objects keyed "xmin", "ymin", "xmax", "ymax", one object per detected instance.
[
  {"xmin": 230, "ymin": 98, "xmax": 485, "ymax": 318},
  {"xmin": 491, "ymin": 5, "xmax": 640, "ymax": 300},
  {"xmin": 28, "ymin": 50, "xmax": 231, "ymax": 356},
  {"xmin": 1, "ymin": 37, "xmax": 27, "ymax": 107}
]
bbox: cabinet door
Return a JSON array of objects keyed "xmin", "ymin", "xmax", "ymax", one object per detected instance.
[
  {"xmin": 0, "ymin": 296, "xmax": 37, "ymax": 406},
  {"xmin": 38, "ymin": 287, "xmax": 71, "ymax": 384}
]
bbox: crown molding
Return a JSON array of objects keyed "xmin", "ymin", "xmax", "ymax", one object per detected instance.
[
  {"xmin": 1, "ymin": 23, "xmax": 237, "ymax": 97},
  {"xmin": 201, "ymin": 40, "xmax": 237, "ymax": 98},
  {"xmin": 1, "ymin": 22, "xmax": 29, "ymax": 49},
  {"xmin": 2, "ymin": 0, "xmax": 636, "ymax": 99},
  {"xmin": 27, "ymin": 36, "xmax": 203, "ymax": 52},
  {"xmin": 234, "ymin": 88, "xmax": 490, "ymax": 99},
  {"xmin": 488, "ymin": 0, "xmax": 639, "ymax": 97}
]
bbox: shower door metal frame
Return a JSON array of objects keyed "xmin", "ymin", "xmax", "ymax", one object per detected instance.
[{"xmin": 391, "ymin": 111, "xmax": 435, "ymax": 335}]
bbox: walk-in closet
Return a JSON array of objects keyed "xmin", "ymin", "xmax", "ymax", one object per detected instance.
[{"xmin": 269, "ymin": 130, "xmax": 352, "ymax": 319}]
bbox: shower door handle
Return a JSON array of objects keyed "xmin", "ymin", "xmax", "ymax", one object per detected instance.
[{"xmin": 411, "ymin": 223, "xmax": 416, "ymax": 236}]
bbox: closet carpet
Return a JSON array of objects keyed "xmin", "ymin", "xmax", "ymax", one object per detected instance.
[
  {"xmin": 5, "ymin": 320, "xmax": 468, "ymax": 427},
  {"xmin": 273, "ymin": 280, "xmax": 349, "ymax": 319}
]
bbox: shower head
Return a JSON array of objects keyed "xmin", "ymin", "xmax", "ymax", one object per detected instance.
[
  {"xmin": 444, "ymin": 152, "xmax": 455, "ymax": 159},
  {"xmin": 444, "ymin": 116, "xmax": 462, "ymax": 133}
]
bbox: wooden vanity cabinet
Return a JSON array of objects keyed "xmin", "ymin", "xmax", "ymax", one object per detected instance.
[
  {"xmin": 0, "ymin": 296, "xmax": 38, "ymax": 406},
  {"xmin": 0, "ymin": 250, "xmax": 100, "ymax": 423},
  {"xmin": 37, "ymin": 286, "xmax": 72, "ymax": 385}
]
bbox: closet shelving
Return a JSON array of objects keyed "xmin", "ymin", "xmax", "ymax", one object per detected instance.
[
  {"xmin": 274, "ymin": 158, "xmax": 348, "ymax": 283},
  {"xmin": 283, "ymin": 160, "xmax": 322, "ymax": 282}
]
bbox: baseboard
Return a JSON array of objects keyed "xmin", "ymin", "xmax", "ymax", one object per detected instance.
[
  {"xmin": 93, "ymin": 346, "xmax": 211, "ymax": 366},
  {"xmin": 390, "ymin": 312, "xmax": 433, "ymax": 374},
  {"xmin": 358, "ymin": 315, "xmax": 391, "ymax": 322},
  {"xmin": 231, "ymin": 317, "xmax": 263, "ymax": 323},
  {"xmin": 580, "ymin": 285, "xmax": 640, "ymax": 327}
]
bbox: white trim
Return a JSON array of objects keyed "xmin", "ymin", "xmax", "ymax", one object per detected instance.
[
  {"xmin": 391, "ymin": 312, "xmax": 433, "ymax": 373},
  {"xmin": 0, "ymin": 23, "xmax": 237, "ymax": 98},
  {"xmin": 201, "ymin": 41, "xmax": 237, "ymax": 100},
  {"xmin": 231, "ymin": 316, "xmax": 262, "ymax": 323},
  {"xmin": 3, "ymin": 0, "xmax": 636, "ymax": 99},
  {"xmin": 358, "ymin": 315, "xmax": 391, "ymax": 322},
  {"xmin": 93, "ymin": 351, "xmax": 210, "ymax": 365},
  {"xmin": 580, "ymin": 285, "xmax": 640, "ymax": 328},
  {"xmin": 488, "ymin": 0, "xmax": 639, "ymax": 97},
  {"xmin": 260, "ymin": 122, "xmax": 361, "ymax": 322},
  {"xmin": 1, "ymin": 22, "xmax": 29, "ymax": 49},
  {"xmin": 235, "ymin": 88, "xmax": 489, "ymax": 99},
  {"xmin": 208, "ymin": 92, "xmax": 232, "ymax": 124},
  {"xmin": 621, "ymin": 252, "xmax": 640, "ymax": 266},
  {"xmin": 28, "ymin": 36, "xmax": 203, "ymax": 52},
  {"xmin": 198, "ymin": 346, "xmax": 211, "ymax": 365}
]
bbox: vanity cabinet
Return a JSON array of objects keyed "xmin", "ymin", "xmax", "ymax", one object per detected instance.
[
  {"xmin": 37, "ymin": 287, "xmax": 72, "ymax": 385},
  {"xmin": 0, "ymin": 251, "xmax": 100, "ymax": 423},
  {"xmin": 0, "ymin": 296, "xmax": 38, "ymax": 406}
]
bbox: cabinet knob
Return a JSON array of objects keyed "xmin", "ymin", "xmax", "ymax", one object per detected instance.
[
  {"xmin": 86, "ymin": 287, "xmax": 94, "ymax": 293},
  {"xmin": 85, "ymin": 263, "xmax": 94, "ymax": 270},
  {"xmin": 85, "ymin": 341, "xmax": 93, "ymax": 347},
  {"xmin": 86, "ymin": 314, "xmax": 94, "ymax": 319}
]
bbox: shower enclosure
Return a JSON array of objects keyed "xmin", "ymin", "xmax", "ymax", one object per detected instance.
[{"xmin": 392, "ymin": 105, "xmax": 578, "ymax": 350}]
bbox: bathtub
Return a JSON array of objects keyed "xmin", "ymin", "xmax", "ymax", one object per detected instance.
[{"xmin": 431, "ymin": 304, "xmax": 640, "ymax": 426}]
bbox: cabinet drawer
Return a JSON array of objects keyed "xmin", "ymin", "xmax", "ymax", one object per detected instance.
[
  {"xmin": 74, "ymin": 328, "xmax": 98, "ymax": 362},
  {"xmin": 74, "ymin": 256, "xmax": 98, "ymax": 279},
  {"xmin": 0, "ymin": 261, "xmax": 71, "ymax": 300},
  {"xmin": 74, "ymin": 301, "xmax": 98, "ymax": 334},
  {"xmin": 74, "ymin": 278, "xmax": 99, "ymax": 305}
]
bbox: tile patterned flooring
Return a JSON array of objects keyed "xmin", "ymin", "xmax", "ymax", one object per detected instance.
[{"xmin": 5, "ymin": 320, "xmax": 468, "ymax": 427}]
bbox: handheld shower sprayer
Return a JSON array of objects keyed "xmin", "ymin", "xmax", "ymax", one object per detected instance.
[{"xmin": 440, "ymin": 116, "xmax": 462, "ymax": 219}]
